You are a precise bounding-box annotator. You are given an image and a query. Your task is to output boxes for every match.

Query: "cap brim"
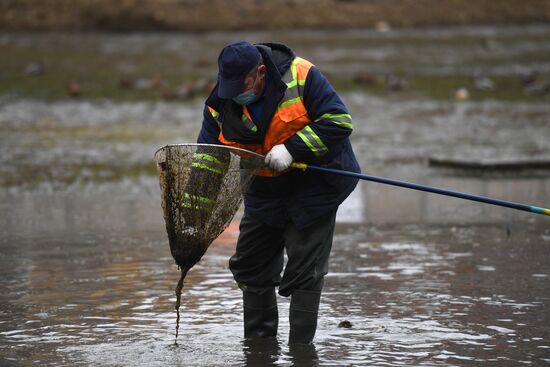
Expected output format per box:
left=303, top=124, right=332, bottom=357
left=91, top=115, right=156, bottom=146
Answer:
left=217, top=77, right=244, bottom=99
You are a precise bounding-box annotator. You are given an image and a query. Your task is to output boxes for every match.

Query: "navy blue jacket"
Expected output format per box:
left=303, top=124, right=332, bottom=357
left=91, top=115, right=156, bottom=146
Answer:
left=197, top=42, right=359, bottom=229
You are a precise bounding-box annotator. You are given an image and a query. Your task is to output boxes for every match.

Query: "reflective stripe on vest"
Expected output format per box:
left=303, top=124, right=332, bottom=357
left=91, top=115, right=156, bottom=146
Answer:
left=212, top=57, right=315, bottom=176
left=191, top=152, right=227, bottom=175
left=241, top=108, right=258, bottom=132
left=181, top=193, right=215, bottom=211
left=208, top=107, right=222, bottom=128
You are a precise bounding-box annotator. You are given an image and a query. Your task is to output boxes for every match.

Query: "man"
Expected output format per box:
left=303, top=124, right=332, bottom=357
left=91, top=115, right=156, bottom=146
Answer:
left=196, top=41, right=359, bottom=344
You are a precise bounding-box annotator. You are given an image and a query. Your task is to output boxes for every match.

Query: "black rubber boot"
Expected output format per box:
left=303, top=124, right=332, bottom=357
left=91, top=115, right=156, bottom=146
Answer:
left=243, top=288, right=278, bottom=338
left=289, top=289, right=321, bottom=345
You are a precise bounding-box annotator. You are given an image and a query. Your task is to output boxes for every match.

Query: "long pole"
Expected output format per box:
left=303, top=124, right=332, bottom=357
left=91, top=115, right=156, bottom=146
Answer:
left=290, top=163, right=550, bottom=216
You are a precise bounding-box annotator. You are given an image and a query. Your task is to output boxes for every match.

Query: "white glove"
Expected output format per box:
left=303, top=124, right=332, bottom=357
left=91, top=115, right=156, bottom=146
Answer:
left=265, top=144, right=293, bottom=172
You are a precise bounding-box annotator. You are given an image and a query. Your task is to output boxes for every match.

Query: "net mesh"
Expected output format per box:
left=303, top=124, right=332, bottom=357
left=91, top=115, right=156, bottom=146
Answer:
left=155, top=143, right=266, bottom=342
left=154, top=143, right=265, bottom=271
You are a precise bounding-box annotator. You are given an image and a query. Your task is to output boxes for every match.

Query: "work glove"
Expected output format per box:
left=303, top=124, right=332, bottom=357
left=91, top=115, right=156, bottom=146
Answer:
left=265, top=144, right=293, bottom=172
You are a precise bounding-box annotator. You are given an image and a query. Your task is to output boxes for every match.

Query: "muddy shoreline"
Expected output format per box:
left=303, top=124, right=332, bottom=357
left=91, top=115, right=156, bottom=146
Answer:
left=2, top=26, right=549, bottom=104
left=2, top=0, right=550, bottom=32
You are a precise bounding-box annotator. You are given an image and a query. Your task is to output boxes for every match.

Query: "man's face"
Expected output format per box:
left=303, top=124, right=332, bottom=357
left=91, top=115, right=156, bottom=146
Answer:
left=242, top=64, right=266, bottom=97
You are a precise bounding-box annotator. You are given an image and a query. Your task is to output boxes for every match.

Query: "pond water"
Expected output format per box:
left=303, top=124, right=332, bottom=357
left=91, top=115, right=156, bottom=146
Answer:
left=1, top=26, right=550, bottom=366
left=1, top=193, right=549, bottom=366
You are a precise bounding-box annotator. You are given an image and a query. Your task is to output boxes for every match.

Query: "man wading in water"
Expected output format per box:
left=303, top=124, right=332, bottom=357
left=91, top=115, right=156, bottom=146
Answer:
left=195, top=41, right=359, bottom=345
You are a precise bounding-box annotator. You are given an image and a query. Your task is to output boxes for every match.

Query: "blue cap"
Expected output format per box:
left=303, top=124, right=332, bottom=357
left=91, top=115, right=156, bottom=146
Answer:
left=217, top=41, right=260, bottom=99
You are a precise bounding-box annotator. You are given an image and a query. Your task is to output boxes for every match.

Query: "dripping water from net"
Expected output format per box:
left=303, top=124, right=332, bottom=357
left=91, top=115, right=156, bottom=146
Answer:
left=174, top=266, right=189, bottom=345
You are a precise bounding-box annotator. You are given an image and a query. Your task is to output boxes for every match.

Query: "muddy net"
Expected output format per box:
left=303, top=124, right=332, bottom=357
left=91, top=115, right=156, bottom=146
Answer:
left=154, top=143, right=265, bottom=342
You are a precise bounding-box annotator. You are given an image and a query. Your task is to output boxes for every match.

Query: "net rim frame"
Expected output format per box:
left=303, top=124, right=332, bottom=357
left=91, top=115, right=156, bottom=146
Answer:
left=154, top=143, right=265, bottom=160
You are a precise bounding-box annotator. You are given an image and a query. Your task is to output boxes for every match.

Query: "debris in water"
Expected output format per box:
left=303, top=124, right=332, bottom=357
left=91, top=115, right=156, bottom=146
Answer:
left=353, top=71, right=378, bottom=86
left=25, top=61, right=45, bottom=76
left=375, top=21, right=391, bottom=33
left=66, top=79, right=81, bottom=97
left=454, top=87, right=469, bottom=101
left=386, top=75, right=406, bottom=92
left=474, top=76, right=495, bottom=91
left=338, top=320, right=352, bottom=328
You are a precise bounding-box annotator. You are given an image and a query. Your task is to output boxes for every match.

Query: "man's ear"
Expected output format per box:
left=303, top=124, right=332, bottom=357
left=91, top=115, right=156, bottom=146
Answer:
left=258, top=64, right=267, bottom=79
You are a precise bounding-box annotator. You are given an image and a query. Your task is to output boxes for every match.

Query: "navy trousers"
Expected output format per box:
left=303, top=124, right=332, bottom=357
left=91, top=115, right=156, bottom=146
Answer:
left=229, top=209, right=337, bottom=297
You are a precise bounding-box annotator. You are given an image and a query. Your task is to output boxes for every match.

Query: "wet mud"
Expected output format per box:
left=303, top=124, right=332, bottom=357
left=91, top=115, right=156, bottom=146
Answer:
left=2, top=0, right=550, bottom=32
left=1, top=26, right=549, bottom=366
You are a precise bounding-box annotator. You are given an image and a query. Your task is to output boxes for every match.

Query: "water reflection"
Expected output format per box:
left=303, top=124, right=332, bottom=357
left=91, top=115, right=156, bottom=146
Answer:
left=242, top=337, right=281, bottom=366
left=1, top=218, right=549, bottom=365
left=1, top=171, right=549, bottom=366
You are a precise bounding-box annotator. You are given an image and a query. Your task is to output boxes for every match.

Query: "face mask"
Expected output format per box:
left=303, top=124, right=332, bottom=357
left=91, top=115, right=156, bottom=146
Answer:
left=232, top=88, right=258, bottom=105
left=232, top=70, right=262, bottom=105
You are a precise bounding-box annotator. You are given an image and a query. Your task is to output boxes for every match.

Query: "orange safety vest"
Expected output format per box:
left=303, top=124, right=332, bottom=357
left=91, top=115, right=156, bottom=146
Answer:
left=207, top=57, right=314, bottom=176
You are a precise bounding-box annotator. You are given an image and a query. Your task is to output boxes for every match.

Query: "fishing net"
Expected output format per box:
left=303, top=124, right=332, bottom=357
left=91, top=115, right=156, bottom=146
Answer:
left=154, top=143, right=265, bottom=342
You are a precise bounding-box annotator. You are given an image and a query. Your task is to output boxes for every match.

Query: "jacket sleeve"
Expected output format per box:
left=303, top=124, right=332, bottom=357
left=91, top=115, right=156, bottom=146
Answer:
left=197, top=104, right=222, bottom=144
left=283, top=66, right=353, bottom=162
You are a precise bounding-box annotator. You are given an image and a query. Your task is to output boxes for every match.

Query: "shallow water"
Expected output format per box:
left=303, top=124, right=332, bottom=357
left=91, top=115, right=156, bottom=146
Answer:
left=1, top=206, right=549, bottom=366
left=1, top=26, right=550, bottom=366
